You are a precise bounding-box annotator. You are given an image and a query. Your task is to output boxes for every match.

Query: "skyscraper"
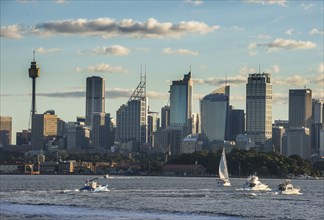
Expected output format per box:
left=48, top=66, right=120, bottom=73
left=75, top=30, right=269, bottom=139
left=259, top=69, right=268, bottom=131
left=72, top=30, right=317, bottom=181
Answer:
left=161, top=106, right=170, bottom=129
left=170, top=71, right=193, bottom=127
left=31, top=111, right=57, bottom=151
left=200, top=86, right=229, bottom=142
left=289, top=89, right=312, bottom=129
left=311, top=99, right=323, bottom=153
left=85, top=76, right=105, bottom=127
left=246, top=73, right=272, bottom=144
left=116, top=75, right=147, bottom=151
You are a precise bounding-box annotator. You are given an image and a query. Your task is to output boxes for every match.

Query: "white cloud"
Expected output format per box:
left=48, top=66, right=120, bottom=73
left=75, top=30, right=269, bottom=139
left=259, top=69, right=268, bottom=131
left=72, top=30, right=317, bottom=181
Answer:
left=230, top=26, right=245, bottom=32
left=0, top=25, right=24, bottom=39
left=300, top=3, right=315, bottom=10
left=272, top=93, right=288, bottom=104
left=245, top=0, right=287, bottom=7
left=254, top=34, right=272, bottom=39
left=265, top=64, right=280, bottom=73
left=79, top=45, right=130, bottom=56
left=55, top=0, right=66, bottom=4
left=31, top=17, right=220, bottom=39
left=309, top=28, right=324, bottom=35
left=184, top=0, right=203, bottom=6
left=285, top=29, right=294, bottom=35
left=35, top=47, right=62, bottom=54
left=76, top=63, right=127, bottom=74
left=273, top=75, right=310, bottom=86
left=33, top=88, right=168, bottom=99
left=239, top=66, right=256, bottom=76
left=251, top=38, right=316, bottom=53
left=162, top=47, right=198, bottom=56
left=314, top=63, right=324, bottom=87
left=248, top=50, right=258, bottom=56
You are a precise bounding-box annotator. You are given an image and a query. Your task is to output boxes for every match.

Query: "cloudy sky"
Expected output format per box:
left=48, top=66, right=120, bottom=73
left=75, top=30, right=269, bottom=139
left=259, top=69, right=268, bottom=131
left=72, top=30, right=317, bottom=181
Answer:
left=1, top=0, right=323, bottom=143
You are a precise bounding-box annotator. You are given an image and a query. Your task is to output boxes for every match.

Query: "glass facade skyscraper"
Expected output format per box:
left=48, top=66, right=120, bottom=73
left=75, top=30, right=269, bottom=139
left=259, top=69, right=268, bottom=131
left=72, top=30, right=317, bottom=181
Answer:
left=246, top=73, right=272, bottom=144
left=200, top=86, right=229, bottom=142
left=85, top=76, right=105, bottom=127
left=289, top=89, right=312, bottom=129
left=170, top=71, right=192, bottom=127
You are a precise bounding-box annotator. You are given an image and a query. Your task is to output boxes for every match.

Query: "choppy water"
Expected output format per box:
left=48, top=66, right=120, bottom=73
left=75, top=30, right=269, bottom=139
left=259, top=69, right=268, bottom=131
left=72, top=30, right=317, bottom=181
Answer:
left=0, top=175, right=323, bottom=219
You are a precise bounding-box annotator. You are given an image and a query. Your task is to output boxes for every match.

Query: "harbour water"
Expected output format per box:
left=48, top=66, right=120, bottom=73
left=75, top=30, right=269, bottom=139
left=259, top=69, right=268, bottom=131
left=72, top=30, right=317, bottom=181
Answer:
left=0, top=175, right=323, bottom=219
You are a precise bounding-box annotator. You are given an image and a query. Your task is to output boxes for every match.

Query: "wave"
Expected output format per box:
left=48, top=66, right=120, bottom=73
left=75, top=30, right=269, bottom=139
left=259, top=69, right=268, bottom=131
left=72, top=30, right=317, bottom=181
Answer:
left=0, top=201, right=240, bottom=220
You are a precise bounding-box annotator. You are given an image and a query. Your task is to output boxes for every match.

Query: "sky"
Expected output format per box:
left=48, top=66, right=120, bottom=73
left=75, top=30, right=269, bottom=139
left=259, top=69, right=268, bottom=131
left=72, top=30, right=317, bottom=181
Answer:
left=1, top=0, right=323, bottom=144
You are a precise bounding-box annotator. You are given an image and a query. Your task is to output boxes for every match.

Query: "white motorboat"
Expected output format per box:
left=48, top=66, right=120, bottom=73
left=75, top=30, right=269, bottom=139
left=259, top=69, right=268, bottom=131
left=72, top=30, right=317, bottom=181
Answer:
left=79, top=175, right=110, bottom=192
left=217, top=147, right=231, bottom=187
left=277, top=180, right=301, bottom=195
left=243, top=175, right=271, bottom=191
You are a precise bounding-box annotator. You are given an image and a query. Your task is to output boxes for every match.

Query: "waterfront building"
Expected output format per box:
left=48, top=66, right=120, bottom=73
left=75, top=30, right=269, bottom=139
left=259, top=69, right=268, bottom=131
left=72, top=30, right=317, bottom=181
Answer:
left=246, top=73, right=272, bottom=145
left=200, top=86, right=230, bottom=142
left=0, top=116, right=12, bottom=146
left=85, top=76, right=105, bottom=127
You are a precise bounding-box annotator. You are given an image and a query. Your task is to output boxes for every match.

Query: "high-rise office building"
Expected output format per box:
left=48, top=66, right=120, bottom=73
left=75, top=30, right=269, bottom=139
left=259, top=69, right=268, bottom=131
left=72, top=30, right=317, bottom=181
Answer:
left=311, top=99, right=324, bottom=153
left=85, top=76, right=105, bottom=127
left=312, top=99, right=324, bottom=123
left=31, top=111, right=58, bottom=151
left=66, top=122, right=90, bottom=150
left=116, top=75, right=147, bottom=151
left=161, top=106, right=170, bottom=129
left=230, top=108, right=245, bottom=141
left=147, top=109, right=159, bottom=147
left=16, top=129, right=31, bottom=146
left=0, top=116, right=12, bottom=146
left=200, top=86, right=230, bottom=142
left=272, top=126, right=285, bottom=154
left=170, top=71, right=193, bottom=127
left=289, top=89, right=312, bottom=129
left=283, top=127, right=311, bottom=159
left=91, top=112, right=106, bottom=148
left=246, top=73, right=272, bottom=144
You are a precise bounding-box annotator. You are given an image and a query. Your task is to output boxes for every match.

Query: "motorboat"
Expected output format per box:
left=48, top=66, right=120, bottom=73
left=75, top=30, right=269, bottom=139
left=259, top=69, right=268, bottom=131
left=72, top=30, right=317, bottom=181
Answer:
left=79, top=175, right=110, bottom=192
left=277, top=180, right=301, bottom=195
left=217, top=147, right=231, bottom=187
left=243, top=175, right=271, bottom=191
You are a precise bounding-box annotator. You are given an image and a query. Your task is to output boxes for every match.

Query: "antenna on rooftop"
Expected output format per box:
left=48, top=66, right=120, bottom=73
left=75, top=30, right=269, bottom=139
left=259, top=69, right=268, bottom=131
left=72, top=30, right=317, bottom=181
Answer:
left=225, top=73, right=228, bottom=86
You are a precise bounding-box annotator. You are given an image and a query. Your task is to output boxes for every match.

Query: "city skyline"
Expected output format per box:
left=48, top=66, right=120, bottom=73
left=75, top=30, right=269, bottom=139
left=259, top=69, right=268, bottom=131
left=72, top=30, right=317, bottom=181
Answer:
left=1, top=0, right=323, bottom=143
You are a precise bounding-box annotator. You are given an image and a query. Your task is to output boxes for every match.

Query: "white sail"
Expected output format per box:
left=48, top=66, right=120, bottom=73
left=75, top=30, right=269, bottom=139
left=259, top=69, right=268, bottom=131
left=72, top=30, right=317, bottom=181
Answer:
left=219, top=147, right=229, bottom=181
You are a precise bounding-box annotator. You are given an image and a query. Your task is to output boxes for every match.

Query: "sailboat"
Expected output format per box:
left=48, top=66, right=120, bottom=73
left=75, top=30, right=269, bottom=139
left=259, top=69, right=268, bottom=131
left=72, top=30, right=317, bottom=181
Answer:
left=217, top=147, right=231, bottom=187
